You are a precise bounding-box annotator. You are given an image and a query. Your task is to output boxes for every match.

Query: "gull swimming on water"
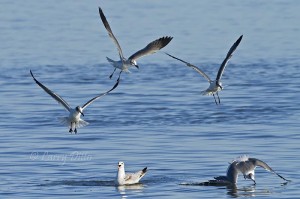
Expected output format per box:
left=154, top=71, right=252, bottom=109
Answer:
left=30, top=70, right=119, bottom=134
left=116, top=161, right=147, bottom=186
left=208, top=155, right=290, bottom=185
left=98, top=6, right=173, bottom=79
left=165, top=35, right=243, bottom=105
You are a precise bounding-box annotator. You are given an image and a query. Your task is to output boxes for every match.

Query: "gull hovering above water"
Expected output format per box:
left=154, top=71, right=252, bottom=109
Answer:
left=165, top=35, right=243, bottom=105
left=98, top=6, right=173, bottom=80
left=208, top=155, right=290, bottom=185
left=116, top=161, right=147, bottom=186
left=30, top=70, right=119, bottom=134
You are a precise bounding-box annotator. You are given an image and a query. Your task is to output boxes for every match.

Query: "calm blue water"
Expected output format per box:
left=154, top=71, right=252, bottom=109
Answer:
left=1, top=0, right=300, bottom=198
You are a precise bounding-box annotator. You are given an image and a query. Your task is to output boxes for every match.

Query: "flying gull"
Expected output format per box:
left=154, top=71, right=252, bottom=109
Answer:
left=165, top=35, right=243, bottom=105
left=30, top=70, right=119, bottom=133
left=98, top=6, right=173, bottom=80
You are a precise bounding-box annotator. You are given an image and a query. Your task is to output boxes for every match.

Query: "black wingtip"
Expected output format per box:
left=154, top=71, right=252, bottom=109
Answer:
left=236, top=35, right=243, bottom=45
left=30, top=70, right=35, bottom=79
left=109, top=78, right=120, bottom=93
left=98, top=6, right=105, bottom=19
left=276, top=172, right=291, bottom=182
left=161, top=36, right=173, bottom=45
left=165, top=52, right=172, bottom=57
left=98, top=6, right=111, bottom=30
left=153, top=36, right=173, bottom=50
left=115, top=78, right=120, bottom=88
left=164, top=52, right=176, bottom=59
left=164, top=36, right=173, bottom=40
left=142, top=167, right=147, bottom=173
left=164, top=52, right=187, bottom=65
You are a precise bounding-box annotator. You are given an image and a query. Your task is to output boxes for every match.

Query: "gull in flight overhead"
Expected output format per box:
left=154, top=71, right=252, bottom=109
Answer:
left=209, top=155, right=290, bottom=185
left=116, top=161, right=147, bottom=186
left=98, top=6, right=173, bottom=80
left=165, top=35, right=243, bottom=105
left=30, top=70, right=119, bottom=134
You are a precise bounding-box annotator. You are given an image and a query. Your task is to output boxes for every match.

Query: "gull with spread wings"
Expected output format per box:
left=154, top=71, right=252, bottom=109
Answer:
left=206, top=155, right=290, bottom=185
left=30, top=70, right=119, bottom=133
left=98, top=6, right=173, bottom=80
left=166, top=35, right=243, bottom=105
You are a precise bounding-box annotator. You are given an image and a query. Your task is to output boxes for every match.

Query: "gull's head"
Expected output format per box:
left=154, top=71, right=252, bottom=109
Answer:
left=130, top=60, right=139, bottom=69
left=118, top=161, right=124, bottom=169
left=216, top=81, right=223, bottom=90
left=76, top=106, right=84, bottom=117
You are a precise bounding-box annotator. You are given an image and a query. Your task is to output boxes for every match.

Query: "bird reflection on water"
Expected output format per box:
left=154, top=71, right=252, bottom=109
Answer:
left=180, top=180, right=289, bottom=197
left=116, top=183, right=145, bottom=199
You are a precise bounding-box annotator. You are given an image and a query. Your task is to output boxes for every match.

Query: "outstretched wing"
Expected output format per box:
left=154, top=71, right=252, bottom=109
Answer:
left=128, top=36, right=173, bottom=62
left=165, top=52, right=211, bottom=82
left=125, top=167, right=147, bottom=183
left=30, top=70, right=71, bottom=112
left=216, top=35, right=243, bottom=82
left=250, top=158, right=290, bottom=182
left=250, top=158, right=273, bottom=172
left=81, top=78, right=119, bottom=110
left=98, top=7, right=124, bottom=60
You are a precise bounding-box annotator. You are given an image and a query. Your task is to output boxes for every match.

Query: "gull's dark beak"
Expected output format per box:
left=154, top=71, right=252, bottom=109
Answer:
left=76, top=107, right=84, bottom=117
left=217, top=82, right=223, bottom=90
left=80, top=111, right=84, bottom=117
left=130, top=60, right=139, bottom=69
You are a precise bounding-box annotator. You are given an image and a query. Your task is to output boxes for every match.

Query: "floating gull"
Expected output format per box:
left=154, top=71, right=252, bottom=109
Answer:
left=98, top=6, right=173, bottom=79
left=30, top=70, right=119, bottom=133
left=207, top=155, right=290, bottom=185
left=116, top=161, right=147, bottom=186
left=165, top=35, right=243, bottom=105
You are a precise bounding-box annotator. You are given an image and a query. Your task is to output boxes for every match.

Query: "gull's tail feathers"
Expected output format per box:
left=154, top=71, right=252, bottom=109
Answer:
left=201, top=90, right=215, bottom=96
left=58, top=117, right=89, bottom=128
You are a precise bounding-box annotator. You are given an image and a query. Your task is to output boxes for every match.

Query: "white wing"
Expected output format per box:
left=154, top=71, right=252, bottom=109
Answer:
left=30, top=70, right=71, bottom=112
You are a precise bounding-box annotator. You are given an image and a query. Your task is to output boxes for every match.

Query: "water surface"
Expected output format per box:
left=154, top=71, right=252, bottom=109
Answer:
left=1, top=0, right=300, bottom=198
